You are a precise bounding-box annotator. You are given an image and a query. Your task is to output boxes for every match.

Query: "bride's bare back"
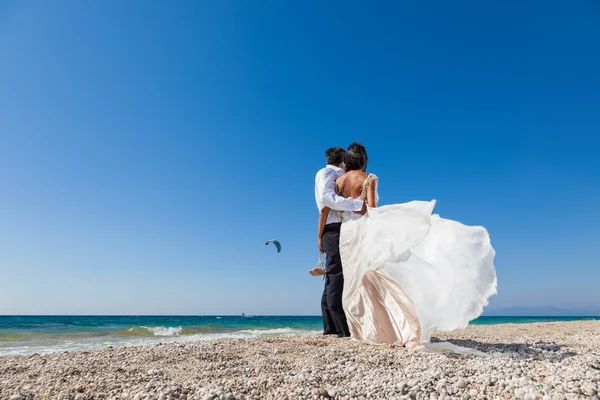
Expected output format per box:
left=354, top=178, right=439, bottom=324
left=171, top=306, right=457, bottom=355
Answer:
left=336, top=170, right=378, bottom=208
left=336, top=170, right=368, bottom=199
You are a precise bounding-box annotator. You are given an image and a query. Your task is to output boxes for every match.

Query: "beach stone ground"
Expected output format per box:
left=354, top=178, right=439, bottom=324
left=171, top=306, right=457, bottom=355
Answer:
left=1, top=321, right=599, bottom=400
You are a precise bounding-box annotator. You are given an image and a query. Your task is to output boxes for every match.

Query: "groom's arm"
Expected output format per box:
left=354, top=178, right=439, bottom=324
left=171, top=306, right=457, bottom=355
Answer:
left=321, top=184, right=364, bottom=211
left=319, top=170, right=364, bottom=212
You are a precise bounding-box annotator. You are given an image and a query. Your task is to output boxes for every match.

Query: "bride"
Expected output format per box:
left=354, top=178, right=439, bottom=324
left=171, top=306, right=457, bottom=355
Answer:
left=317, top=143, right=497, bottom=353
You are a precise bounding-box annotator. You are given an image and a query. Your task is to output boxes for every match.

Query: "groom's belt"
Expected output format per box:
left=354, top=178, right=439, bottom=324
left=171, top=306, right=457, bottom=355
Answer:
left=324, top=223, right=342, bottom=233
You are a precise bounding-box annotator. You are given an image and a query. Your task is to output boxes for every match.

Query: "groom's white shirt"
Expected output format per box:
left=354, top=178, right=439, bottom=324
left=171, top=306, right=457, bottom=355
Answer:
left=315, top=165, right=364, bottom=225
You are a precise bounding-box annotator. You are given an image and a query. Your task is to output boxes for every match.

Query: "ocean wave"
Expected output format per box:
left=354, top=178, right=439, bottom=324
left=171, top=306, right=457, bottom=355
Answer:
left=130, top=326, right=183, bottom=336
left=0, top=327, right=320, bottom=356
left=122, top=326, right=311, bottom=338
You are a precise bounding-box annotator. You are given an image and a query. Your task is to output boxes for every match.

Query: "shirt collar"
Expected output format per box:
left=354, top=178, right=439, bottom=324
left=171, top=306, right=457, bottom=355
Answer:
left=326, top=164, right=344, bottom=173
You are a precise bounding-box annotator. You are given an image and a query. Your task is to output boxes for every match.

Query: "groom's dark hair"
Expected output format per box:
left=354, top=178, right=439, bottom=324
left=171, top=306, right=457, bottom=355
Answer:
left=326, top=147, right=346, bottom=166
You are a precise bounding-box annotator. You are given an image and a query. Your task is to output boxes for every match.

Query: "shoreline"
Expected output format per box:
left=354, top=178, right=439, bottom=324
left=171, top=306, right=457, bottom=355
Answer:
left=1, top=321, right=599, bottom=399
left=1, top=316, right=598, bottom=358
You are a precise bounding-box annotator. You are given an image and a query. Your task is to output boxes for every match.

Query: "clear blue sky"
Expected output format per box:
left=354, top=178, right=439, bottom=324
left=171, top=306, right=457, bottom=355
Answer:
left=1, top=1, right=598, bottom=315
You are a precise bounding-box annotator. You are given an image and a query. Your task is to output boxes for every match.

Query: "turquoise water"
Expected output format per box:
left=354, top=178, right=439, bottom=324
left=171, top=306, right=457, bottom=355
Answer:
left=0, top=315, right=596, bottom=356
left=471, top=316, right=597, bottom=325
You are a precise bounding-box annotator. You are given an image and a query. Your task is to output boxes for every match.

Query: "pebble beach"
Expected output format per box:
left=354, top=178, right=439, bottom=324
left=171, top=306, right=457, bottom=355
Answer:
left=1, top=321, right=599, bottom=400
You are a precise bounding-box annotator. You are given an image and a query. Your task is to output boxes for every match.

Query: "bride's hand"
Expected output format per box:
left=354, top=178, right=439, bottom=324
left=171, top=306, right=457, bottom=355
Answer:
left=356, top=202, right=368, bottom=215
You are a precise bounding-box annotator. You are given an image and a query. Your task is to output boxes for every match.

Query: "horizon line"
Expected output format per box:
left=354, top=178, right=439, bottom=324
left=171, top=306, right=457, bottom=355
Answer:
left=1, top=314, right=598, bottom=318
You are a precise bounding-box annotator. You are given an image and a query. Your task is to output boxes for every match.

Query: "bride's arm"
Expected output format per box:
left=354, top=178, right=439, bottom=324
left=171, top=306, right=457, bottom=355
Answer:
left=317, top=207, right=331, bottom=252
left=367, top=179, right=378, bottom=208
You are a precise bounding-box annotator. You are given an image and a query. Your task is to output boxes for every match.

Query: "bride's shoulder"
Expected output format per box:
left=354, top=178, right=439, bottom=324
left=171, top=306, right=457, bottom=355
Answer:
left=365, top=172, right=379, bottom=183
left=360, top=173, right=379, bottom=190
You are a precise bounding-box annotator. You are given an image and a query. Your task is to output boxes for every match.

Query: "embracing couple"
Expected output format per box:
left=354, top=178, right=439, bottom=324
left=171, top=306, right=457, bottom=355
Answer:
left=314, top=143, right=497, bottom=353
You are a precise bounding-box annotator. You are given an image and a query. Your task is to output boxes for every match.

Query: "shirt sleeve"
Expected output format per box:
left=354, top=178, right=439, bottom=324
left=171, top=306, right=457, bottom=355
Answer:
left=319, top=169, right=364, bottom=211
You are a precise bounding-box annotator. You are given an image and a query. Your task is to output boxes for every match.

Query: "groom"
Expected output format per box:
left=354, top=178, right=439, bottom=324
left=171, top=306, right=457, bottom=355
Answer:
left=314, top=147, right=364, bottom=337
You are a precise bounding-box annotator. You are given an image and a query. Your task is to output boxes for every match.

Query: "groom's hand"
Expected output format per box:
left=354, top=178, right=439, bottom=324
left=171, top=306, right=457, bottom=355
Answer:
left=318, top=238, right=324, bottom=253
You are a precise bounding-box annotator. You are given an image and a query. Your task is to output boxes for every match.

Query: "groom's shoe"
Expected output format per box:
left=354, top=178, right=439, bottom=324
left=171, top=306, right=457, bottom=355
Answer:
left=336, top=333, right=351, bottom=338
left=323, top=332, right=338, bottom=336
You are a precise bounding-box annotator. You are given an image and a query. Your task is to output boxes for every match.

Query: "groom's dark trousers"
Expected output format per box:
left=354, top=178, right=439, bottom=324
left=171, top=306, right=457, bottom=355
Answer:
left=321, top=223, right=350, bottom=337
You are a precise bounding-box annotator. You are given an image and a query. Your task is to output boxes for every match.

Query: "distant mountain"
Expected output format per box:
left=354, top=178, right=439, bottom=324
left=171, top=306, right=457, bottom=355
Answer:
left=483, top=306, right=600, bottom=317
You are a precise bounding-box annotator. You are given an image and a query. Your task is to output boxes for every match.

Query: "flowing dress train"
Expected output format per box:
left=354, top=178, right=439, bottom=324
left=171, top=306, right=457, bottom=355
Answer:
left=339, top=174, right=497, bottom=354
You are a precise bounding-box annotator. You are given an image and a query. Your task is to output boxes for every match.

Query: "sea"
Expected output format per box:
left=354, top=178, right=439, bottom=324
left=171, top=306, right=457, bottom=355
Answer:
left=0, top=315, right=597, bottom=357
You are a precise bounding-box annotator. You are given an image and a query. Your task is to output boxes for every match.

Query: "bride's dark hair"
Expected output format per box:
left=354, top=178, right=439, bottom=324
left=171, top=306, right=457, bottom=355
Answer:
left=344, top=142, right=368, bottom=172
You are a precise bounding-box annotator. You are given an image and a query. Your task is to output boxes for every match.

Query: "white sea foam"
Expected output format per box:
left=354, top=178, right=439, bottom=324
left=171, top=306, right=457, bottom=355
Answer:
left=179, top=327, right=302, bottom=342
left=0, top=327, right=319, bottom=356
left=140, top=326, right=183, bottom=336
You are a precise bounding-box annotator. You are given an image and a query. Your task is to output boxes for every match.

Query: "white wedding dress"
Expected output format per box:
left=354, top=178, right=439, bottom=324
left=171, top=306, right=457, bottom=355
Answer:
left=339, top=174, right=497, bottom=354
